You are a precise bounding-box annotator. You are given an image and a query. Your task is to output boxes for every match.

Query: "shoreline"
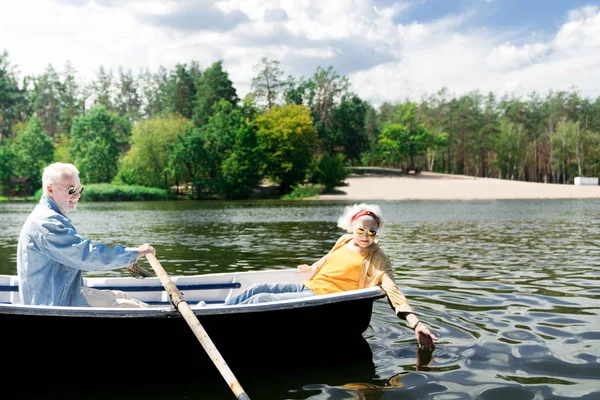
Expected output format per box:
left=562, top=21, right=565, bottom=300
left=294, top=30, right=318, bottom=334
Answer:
left=317, top=172, right=600, bottom=201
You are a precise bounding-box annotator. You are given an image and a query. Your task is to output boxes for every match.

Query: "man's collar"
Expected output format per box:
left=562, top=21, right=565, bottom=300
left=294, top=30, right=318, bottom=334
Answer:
left=41, top=195, right=70, bottom=220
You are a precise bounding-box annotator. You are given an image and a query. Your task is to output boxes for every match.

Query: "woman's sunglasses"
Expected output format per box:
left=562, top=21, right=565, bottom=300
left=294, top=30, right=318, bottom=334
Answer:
left=355, top=228, right=377, bottom=237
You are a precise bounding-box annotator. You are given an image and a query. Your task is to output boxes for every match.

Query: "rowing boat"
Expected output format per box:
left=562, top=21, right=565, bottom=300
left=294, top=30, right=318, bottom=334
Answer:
left=0, top=268, right=385, bottom=383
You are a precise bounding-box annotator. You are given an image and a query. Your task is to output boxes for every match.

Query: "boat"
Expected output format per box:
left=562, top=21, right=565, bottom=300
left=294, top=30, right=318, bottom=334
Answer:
left=0, top=267, right=386, bottom=387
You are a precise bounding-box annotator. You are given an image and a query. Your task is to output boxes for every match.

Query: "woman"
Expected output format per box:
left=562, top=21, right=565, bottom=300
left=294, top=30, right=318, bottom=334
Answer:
left=225, top=203, right=438, bottom=349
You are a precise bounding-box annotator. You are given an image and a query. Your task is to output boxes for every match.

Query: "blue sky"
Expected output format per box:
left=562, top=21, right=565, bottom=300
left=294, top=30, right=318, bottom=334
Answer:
left=1, top=0, right=599, bottom=106
left=385, top=0, right=592, bottom=33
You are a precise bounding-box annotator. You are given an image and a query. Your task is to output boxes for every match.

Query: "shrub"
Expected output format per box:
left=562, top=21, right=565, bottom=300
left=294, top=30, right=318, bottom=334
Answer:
left=281, top=184, right=323, bottom=200
left=312, top=153, right=348, bottom=191
left=79, top=184, right=174, bottom=201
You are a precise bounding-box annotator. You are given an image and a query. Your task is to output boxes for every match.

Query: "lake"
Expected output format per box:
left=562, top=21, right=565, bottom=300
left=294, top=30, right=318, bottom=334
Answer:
left=1, top=199, right=599, bottom=399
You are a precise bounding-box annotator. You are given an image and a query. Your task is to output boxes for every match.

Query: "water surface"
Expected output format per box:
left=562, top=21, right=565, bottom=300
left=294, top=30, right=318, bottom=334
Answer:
left=1, top=199, right=599, bottom=399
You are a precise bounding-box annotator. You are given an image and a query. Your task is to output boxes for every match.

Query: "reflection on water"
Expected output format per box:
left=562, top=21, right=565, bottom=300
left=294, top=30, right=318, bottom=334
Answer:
left=1, top=199, right=599, bottom=399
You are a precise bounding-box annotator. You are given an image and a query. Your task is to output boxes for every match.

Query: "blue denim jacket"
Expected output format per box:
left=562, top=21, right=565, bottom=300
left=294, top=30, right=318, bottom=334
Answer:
left=17, top=196, right=138, bottom=307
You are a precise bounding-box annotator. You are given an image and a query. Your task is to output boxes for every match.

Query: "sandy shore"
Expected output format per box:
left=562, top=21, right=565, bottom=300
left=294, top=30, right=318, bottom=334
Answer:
left=317, top=172, right=600, bottom=201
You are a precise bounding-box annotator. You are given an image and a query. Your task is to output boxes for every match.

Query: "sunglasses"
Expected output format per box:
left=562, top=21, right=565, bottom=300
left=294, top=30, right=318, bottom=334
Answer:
left=54, top=184, right=84, bottom=196
left=355, top=228, right=377, bottom=237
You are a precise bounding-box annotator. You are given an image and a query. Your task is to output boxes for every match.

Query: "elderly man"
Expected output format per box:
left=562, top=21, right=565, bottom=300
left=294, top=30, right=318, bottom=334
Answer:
left=17, top=162, right=156, bottom=307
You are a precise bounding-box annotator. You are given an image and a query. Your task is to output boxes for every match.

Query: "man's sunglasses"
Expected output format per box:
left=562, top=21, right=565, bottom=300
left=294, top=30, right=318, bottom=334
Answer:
left=54, top=184, right=84, bottom=196
left=355, top=228, right=377, bottom=237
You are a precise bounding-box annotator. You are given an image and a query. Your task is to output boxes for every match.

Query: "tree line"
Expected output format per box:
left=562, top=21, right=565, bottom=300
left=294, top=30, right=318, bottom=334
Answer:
left=1, top=50, right=599, bottom=200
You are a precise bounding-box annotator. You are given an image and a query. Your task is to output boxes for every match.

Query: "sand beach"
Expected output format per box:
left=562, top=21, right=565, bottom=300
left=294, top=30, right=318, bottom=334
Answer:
left=317, top=172, right=600, bottom=201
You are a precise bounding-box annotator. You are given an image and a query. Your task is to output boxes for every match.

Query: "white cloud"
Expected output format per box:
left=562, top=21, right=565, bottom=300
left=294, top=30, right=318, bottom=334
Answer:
left=1, top=1, right=599, bottom=107
left=351, top=5, right=600, bottom=106
left=1, top=1, right=160, bottom=80
left=555, top=5, right=600, bottom=50
left=485, top=42, right=550, bottom=71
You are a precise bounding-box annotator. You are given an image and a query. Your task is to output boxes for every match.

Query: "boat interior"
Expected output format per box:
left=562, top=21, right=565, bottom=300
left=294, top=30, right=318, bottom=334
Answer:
left=0, top=268, right=311, bottom=308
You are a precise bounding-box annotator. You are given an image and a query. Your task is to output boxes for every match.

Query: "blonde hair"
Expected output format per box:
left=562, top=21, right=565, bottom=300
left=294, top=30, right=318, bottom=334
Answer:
left=42, top=162, right=79, bottom=196
left=337, top=203, right=384, bottom=233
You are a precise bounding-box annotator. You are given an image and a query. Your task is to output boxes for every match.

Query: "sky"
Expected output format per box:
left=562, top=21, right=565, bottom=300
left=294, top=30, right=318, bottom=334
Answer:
left=1, top=0, right=599, bottom=107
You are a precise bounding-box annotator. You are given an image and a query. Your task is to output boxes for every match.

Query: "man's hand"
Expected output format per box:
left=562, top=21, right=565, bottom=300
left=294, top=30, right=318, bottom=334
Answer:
left=137, top=243, right=156, bottom=257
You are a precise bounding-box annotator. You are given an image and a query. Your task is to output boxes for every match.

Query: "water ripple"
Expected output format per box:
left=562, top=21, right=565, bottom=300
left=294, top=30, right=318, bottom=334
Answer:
left=2, top=199, right=600, bottom=400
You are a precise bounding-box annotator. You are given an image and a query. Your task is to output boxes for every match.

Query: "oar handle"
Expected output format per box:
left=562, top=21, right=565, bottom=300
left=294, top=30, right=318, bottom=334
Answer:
left=145, top=253, right=251, bottom=400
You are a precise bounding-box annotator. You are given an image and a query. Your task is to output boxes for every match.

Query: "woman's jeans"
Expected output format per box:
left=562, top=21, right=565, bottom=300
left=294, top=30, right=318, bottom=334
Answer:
left=224, top=282, right=315, bottom=305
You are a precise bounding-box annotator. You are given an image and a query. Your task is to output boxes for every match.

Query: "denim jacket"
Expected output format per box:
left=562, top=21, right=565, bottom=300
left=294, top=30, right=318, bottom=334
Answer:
left=17, top=196, right=138, bottom=307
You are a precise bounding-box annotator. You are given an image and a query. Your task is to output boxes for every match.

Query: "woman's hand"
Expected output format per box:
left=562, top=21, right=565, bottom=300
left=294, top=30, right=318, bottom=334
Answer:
left=296, top=264, right=312, bottom=273
left=414, top=322, right=438, bottom=350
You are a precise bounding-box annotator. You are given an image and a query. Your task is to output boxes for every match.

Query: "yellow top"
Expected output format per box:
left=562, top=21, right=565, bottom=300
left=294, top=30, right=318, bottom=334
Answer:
left=303, top=234, right=414, bottom=316
left=303, top=246, right=365, bottom=295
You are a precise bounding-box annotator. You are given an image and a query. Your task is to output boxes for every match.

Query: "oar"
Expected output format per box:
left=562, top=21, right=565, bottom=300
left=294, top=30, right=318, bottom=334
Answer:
left=145, top=253, right=251, bottom=400
left=125, top=262, right=153, bottom=278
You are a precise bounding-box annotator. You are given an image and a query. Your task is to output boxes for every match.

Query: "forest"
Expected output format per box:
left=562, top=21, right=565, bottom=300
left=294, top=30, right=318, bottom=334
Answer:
left=1, top=50, right=599, bottom=200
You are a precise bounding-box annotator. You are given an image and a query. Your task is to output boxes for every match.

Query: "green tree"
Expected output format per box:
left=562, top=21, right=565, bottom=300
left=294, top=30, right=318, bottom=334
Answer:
left=330, top=93, right=369, bottom=163
left=251, top=58, right=284, bottom=110
left=193, top=60, right=239, bottom=126
left=120, top=113, right=193, bottom=189
left=60, top=61, right=82, bottom=136
left=31, top=64, right=62, bottom=138
left=255, top=104, right=317, bottom=194
left=115, top=67, right=142, bottom=122
left=493, top=118, right=528, bottom=180
left=283, top=75, right=309, bottom=106
left=379, top=103, right=435, bottom=171
left=91, top=66, right=114, bottom=110
left=379, top=123, right=406, bottom=168
left=306, top=66, right=350, bottom=155
left=360, top=104, right=383, bottom=166
left=168, top=125, right=206, bottom=197
left=69, top=105, right=126, bottom=183
left=522, top=91, right=545, bottom=181
left=418, top=89, right=452, bottom=172
left=175, top=100, right=260, bottom=199
left=195, top=100, right=240, bottom=192
left=215, top=102, right=261, bottom=199
left=0, top=141, right=17, bottom=195
left=311, top=152, right=347, bottom=191
left=166, top=62, right=200, bottom=119
left=139, top=67, right=169, bottom=118
left=13, top=117, right=54, bottom=190
left=550, top=117, right=595, bottom=181
left=53, top=134, right=73, bottom=164
left=0, top=50, right=26, bottom=140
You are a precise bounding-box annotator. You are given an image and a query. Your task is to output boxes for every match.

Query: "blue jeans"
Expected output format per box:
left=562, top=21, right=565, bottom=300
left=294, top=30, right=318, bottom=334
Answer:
left=225, top=282, right=315, bottom=305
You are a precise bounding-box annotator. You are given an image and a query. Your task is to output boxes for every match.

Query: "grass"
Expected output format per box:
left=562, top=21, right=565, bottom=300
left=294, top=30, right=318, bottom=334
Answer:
left=281, top=184, right=324, bottom=200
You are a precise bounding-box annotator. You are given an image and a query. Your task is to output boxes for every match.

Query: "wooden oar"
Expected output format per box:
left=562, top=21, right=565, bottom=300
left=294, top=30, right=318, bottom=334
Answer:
left=145, top=253, right=251, bottom=400
left=125, top=262, right=153, bottom=278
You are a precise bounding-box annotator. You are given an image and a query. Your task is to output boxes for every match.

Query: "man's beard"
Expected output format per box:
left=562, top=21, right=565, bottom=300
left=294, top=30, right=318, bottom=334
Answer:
left=59, top=199, right=77, bottom=213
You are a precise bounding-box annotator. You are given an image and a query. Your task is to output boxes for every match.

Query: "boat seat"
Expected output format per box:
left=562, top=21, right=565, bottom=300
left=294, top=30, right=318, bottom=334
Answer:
left=223, top=275, right=239, bottom=304
left=85, top=277, right=242, bottom=306
left=0, top=277, right=20, bottom=305
left=0, top=277, right=242, bottom=307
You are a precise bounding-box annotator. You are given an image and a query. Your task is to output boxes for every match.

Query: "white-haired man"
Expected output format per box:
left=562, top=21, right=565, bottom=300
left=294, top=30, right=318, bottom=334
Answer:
left=17, top=162, right=155, bottom=307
